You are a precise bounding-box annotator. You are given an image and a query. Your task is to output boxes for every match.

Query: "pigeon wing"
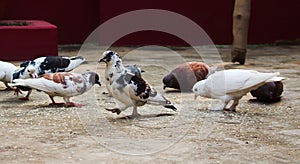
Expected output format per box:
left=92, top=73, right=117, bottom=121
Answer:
left=12, top=73, right=78, bottom=95
left=61, top=56, right=86, bottom=72
left=205, top=70, right=279, bottom=96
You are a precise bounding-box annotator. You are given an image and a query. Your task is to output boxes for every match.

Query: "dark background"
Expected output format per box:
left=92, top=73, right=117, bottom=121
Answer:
left=1, top=0, right=300, bottom=45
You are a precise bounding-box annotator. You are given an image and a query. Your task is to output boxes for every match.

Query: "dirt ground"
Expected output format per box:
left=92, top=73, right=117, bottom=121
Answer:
left=0, top=45, right=299, bottom=163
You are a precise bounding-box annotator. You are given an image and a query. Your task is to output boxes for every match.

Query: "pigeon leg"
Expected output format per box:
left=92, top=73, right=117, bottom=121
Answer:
left=130, top=106, right=141, bottom=118
left=228, top=99, right=239, bottom=111
left=49, top=96, right=56, bottom=104
left=13, top=87, right=22, bottom=96
left=19, top=90, right=32, bottom=101
left=25, top=89, right=32, bottom=99
left=48, top=96, right=64, bottom=106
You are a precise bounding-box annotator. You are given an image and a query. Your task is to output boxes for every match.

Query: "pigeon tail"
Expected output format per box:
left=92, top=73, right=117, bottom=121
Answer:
left=147, top=89, right=177, bottom=111
left=63, top=56, right=86, bottom=72
left=266, top=76, right=285, bottom=83
left=8, top=79, right=27, bottom=87
left=164, top=104, right=177, bottom=111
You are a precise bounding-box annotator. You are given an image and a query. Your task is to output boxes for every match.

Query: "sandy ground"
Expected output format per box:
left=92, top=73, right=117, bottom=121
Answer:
left=0, top=45, right=299, bottom=163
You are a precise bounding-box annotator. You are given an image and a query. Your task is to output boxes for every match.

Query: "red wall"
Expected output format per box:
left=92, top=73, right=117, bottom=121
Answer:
left=1, top=0, right=99, bottom=44
left=0, top=20, right=58, bottom=61
left=249, top=0, right=300, bottom=44
left=1, top=0, right=300, bottom=45
left=99, top=0, right=234, bottom=46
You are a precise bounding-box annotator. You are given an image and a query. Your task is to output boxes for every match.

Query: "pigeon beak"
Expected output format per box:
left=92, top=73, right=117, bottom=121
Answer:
left=163, top=85, right=167, bottom=90
left=30, top=73, right=37, bottom=78
left=97, top=81, right=101, bottom=86
left=98, top=58, right=105, bottom=63
left=194, top=95, right=198, bottom=100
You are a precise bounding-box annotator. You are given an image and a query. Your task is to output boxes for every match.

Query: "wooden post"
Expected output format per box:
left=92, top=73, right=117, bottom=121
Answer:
left=231, top=0, right=251, bottom=65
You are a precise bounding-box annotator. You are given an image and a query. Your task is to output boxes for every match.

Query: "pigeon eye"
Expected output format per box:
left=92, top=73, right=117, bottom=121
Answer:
left=194, top=88, right=198, bottom=92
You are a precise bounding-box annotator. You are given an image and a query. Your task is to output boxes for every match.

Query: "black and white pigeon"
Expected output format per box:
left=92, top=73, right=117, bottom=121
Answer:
left=0, top=61, right=18, bottom=89
left=20, top=56, right=86, bottom=76
left=10, top=65, right=37, bottom=100
left=192, top=69, right=285, bottom=111
left=98, top=50, right=177, bottom=118
left=9, top=72, right=101, bottom=107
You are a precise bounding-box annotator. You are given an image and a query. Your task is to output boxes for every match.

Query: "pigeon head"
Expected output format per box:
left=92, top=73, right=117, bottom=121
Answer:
left=192, top=80, right=206, bottom=100
left=98, top=50, right=121, bottom=65
left=23, top=64, right=37, bottom=79
left=84, top=72, right=101, bottom=86
left=94, top=73, right=101, bottom=86
left=163, top=73, right=179, bottom=90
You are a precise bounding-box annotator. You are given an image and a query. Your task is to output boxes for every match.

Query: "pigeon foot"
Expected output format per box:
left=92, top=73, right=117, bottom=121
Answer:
left=105, top=108, right=122, bottom=115
left=130, top=113, right=141, bottom=119
left=67, top=102, right=84, bottom=107
left=224, top=108, right=236, bottom=112
left=49, top=102, right=65, bottom=106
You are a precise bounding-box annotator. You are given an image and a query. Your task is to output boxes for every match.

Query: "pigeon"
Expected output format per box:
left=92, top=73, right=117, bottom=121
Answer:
left=9, top=72, right=101, bottom=107
left=192, top=69, right=285, bottom=111
left=0, top=61, right=18, bottom=89
left=98, top=50, right=177, bottom=118
left=8, top=63, right=38, bottom=100
left=0, top=60, right=36, bottom=100
left=104, top=64, right=143, bottom=96
left=250, top=81, right=284, bottom=102
left=20, top=56, right=86, bottom=76
left=163, top=62, right=216, bottom=92
left=12, top=55, right=85, bottom=100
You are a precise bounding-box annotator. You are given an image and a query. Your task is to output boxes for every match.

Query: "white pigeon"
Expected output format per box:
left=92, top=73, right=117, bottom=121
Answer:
left=20, top=56, right=86, bottom=76
left=192, top=69, right=285, bottom=111
left=0, top=61, right=18, bottom=89
left=98, top=50, right=177, bottom=118
left=9, top=72, right=101, bottom=107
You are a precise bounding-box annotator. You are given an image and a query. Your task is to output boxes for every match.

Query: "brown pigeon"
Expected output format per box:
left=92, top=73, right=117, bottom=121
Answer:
left=163, top=62, right=215, bottom=92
